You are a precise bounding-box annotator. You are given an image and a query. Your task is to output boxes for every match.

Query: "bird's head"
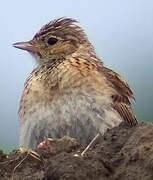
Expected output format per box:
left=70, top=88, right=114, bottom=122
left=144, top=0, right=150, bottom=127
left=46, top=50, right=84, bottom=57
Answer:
left=13, top=18, right=95, bottom=64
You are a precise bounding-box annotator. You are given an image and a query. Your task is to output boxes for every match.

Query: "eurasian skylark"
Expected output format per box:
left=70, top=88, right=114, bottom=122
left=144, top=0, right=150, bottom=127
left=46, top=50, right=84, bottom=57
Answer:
left=13, top=18, right=138, bottom=149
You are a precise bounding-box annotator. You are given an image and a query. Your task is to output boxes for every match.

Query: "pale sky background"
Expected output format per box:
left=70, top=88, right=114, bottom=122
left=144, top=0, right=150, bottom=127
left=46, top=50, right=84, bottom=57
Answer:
left=0, top=0, right=153, bottom=151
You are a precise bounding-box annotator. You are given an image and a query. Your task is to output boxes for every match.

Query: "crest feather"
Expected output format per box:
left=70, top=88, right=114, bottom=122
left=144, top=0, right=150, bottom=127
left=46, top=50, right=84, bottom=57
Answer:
left=34, top=18, right=78, bottom=38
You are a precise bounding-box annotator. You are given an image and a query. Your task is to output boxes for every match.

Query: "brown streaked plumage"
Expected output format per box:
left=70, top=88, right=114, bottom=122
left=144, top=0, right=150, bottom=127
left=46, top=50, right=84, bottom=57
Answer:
left=13, top=18, right=138, bottom=149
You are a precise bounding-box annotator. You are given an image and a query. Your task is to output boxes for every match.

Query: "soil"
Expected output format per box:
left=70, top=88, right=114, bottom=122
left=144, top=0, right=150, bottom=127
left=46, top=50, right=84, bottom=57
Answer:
left=0, top=122, right=153, bottom=180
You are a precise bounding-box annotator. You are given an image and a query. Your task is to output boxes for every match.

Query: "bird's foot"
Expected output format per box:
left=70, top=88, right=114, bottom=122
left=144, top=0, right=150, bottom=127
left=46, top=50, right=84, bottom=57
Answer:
left=37, top=138, right=54, bottom=151
left=18, top=147, right=41, bottom=161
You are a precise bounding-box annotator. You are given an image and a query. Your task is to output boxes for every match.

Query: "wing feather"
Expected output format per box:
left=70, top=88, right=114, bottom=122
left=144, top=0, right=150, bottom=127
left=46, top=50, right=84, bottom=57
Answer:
left=99, top=66, right=138, bottom=126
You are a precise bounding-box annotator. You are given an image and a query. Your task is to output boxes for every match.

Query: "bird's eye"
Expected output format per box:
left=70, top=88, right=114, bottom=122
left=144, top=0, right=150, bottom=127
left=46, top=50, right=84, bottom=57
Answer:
left=47, top=37, right=58, bottom=45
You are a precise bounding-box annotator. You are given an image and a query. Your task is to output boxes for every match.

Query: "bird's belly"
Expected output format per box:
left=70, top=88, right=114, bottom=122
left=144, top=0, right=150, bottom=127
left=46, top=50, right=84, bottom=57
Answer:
left=19, top=93, right=122, bottom=149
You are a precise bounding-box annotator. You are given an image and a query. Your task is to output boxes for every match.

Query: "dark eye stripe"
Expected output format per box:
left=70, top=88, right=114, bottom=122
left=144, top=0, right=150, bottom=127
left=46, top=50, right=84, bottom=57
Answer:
left=47, top=37, right=58, bottom=45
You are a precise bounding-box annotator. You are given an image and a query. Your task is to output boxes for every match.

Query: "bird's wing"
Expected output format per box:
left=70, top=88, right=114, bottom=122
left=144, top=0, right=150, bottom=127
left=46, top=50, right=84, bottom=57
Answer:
left=113, top=102, right=137, bottom=126
left=101, top=66, right=138, bottom=126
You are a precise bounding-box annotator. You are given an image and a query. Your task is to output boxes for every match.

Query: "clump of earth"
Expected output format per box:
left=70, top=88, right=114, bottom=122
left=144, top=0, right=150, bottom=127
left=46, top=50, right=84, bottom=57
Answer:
left=0, top=122, right=153, bottom=180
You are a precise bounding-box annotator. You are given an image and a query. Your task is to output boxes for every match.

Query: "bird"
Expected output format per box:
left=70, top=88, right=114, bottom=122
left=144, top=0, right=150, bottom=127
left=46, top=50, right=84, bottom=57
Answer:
left=13, top=18, right=138, bottom=149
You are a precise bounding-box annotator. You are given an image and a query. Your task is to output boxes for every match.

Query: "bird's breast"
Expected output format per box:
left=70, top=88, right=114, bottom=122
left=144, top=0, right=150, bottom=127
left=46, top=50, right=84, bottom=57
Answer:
left=19, top=61, right=123, bottom=148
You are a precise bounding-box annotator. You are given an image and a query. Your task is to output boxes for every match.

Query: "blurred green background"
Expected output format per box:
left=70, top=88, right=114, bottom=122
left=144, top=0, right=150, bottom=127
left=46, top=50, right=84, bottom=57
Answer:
left=0, top=0, right=153, bottom=151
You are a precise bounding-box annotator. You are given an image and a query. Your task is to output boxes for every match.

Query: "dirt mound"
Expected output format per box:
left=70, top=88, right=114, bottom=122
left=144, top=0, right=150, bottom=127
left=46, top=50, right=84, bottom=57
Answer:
left=0, top=122, right=153, bottom=180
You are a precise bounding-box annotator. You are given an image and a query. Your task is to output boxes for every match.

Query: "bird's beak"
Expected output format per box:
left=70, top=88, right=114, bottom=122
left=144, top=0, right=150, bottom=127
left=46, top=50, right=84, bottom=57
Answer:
left=13, top=41, right=40, bottom=53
